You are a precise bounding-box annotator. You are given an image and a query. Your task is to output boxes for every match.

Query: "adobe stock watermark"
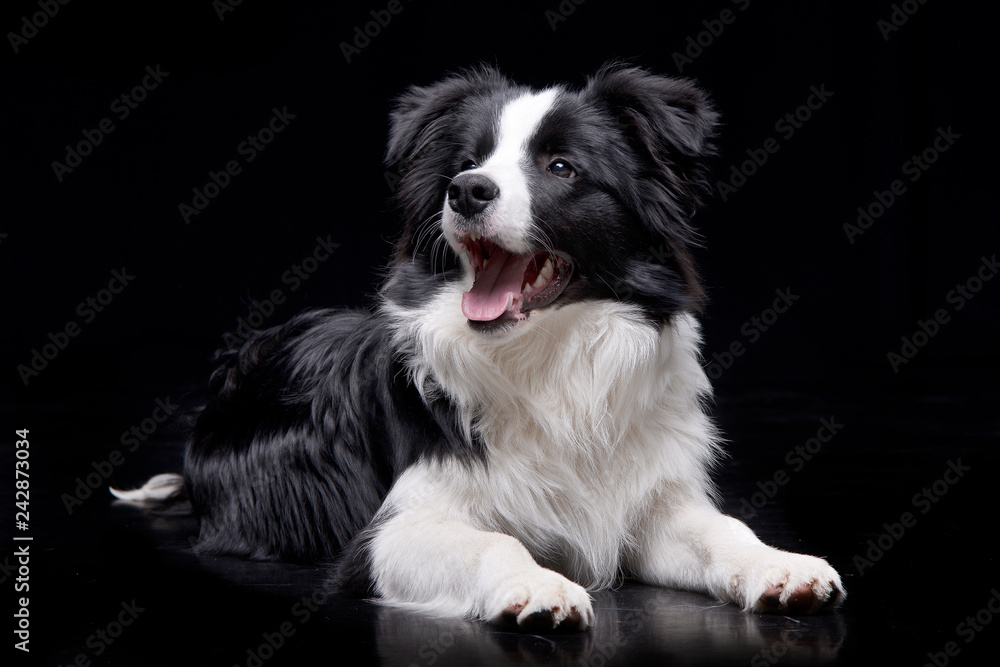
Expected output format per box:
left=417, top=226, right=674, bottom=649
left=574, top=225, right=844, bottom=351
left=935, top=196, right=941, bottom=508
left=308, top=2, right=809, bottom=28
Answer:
left=16, top=267, right=136, bottom=386
left=178, top=106, right=296, bottom=224
left=852, top=458, right=970, bottom=576
left=748, top=620, right=844, bottom=667
left=887, top=253, right=997, bottom=373
left=408, top=628, right=457, bottom=667
left=877, top=0, right=928, bottom=41
left=843, top=126, right=960, bottom=244
left=222, top=234, right=340, bottom=347
left=63, top=396, right=180, bottom=514
left=606, top=242, right=675, bottom=300
left=55, top=600, right=145, bottom=667
left=51, top=65, right=170, bottom=183
left=705, top=287, right=800, bottom=379
left=751, top=634, right=794, bottom=667
left=214, top=0, right=244, bottom=21
left=7, top=0, right=71, bottom=54
left=232, top=582, right=334, bottom=667
left=738, top=416, right=843, bottom=520
left=714, top=84, right=833, bottom=202
left=12, top=543, right=30, bottom=652
left=339, top=0, right=415, bottom=64
left=544, top=0, right=587, bottom=31
left=671, top=0, right=752, bottom=73
left=384, top=167, right=403, bottom=193
left=0, top=553, right=22, bottom=586
left=922, top=587, right=1000, bottom=667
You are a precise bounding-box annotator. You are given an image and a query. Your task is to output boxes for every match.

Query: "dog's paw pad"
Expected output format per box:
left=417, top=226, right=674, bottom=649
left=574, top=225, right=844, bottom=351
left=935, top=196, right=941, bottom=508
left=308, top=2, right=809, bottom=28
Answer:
left=500, top=601, right=525, bottom=625
left=760, top=584, right=783, bottom=610
left=760, top=581, right=822, bottom=613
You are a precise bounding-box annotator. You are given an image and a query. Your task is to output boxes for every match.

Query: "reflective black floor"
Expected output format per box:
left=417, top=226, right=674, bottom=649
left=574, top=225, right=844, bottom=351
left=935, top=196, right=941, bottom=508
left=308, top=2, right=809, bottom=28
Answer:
left=4, top=371, right=998, bottom=666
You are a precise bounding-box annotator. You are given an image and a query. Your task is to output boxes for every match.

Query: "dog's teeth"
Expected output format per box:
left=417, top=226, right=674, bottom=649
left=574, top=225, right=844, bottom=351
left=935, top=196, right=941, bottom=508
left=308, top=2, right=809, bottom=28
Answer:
left=469, top=231, right=481, bottom=242
left=523, top=282, right=534, bottom=295
left=532, top=273, right=547, bottom=289
left=540, top=258, right=554, bottom=280
left=505, top=293, right=514, bottom=311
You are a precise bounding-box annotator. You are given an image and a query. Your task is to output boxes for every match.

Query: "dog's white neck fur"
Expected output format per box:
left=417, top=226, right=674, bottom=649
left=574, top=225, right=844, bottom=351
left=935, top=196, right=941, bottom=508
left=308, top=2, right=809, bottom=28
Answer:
left=383, top=284, right=720, bottom=588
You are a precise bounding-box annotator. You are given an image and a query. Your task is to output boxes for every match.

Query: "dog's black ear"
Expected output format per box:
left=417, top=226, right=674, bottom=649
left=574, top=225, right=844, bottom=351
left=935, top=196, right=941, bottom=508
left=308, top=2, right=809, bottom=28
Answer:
left=585, top=63, right=718, bottom=210
left=385, top=66, right=512, bottom=171
left=586, top=64, right=718, bottom=316
left=385, top=66, right=514, bottom=251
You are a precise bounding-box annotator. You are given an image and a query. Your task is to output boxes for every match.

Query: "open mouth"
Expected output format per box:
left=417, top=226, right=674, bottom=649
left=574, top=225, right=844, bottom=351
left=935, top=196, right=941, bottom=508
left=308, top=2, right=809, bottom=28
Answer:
left=459, top=232, right=574, bottom=329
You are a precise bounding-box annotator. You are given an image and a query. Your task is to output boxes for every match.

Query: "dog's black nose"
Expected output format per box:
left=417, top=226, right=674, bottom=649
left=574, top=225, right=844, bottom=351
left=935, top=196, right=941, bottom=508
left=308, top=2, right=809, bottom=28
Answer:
left=448, top=173, right=499, bottom=218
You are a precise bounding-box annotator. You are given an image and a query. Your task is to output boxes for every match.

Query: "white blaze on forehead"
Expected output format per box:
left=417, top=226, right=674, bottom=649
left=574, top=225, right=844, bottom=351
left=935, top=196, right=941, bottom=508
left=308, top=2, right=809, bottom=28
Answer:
left=474, top=87, right=560, bottom=253
left=491, top=87, right=560, bottom=165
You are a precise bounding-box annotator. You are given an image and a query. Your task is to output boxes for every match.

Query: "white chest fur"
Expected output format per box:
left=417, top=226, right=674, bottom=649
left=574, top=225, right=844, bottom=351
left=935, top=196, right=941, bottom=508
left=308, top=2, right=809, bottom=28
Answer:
left=383, top=288, right=720, bottom=587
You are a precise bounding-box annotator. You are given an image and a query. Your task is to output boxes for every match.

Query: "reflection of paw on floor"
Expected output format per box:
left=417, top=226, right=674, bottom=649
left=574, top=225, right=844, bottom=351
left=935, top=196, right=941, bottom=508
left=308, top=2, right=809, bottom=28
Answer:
left=373, top=586, right=847, bottom=666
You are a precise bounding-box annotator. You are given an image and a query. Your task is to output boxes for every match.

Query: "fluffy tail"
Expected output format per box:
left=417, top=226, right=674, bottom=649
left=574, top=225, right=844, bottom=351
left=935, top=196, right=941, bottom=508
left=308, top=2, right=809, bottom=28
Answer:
left=110, top=473, right=187, bottom=504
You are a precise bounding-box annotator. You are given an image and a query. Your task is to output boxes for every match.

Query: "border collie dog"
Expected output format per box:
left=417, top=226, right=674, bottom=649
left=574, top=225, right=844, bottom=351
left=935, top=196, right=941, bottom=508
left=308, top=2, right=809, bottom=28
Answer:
left=116, top=64, right=844, bottom=631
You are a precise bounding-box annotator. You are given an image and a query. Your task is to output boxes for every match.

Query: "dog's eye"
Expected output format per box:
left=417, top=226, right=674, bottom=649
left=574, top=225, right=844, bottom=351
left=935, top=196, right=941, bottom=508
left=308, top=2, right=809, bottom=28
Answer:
left=548, top=159, right=576, bottom=178
left=460, top=160, right=478, bottom=172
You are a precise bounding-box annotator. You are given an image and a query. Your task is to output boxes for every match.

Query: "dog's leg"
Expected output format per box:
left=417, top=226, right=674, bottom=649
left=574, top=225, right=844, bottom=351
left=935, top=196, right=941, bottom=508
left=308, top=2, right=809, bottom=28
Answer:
left=360, top=465, right=594, bottom=631
left=629, top=488, right=845, bottom=613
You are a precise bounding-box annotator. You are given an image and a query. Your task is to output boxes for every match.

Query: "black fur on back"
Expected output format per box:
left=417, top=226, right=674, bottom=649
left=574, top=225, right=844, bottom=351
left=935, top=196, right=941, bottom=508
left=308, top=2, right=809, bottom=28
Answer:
left=184, top=309, right=482, bottom=563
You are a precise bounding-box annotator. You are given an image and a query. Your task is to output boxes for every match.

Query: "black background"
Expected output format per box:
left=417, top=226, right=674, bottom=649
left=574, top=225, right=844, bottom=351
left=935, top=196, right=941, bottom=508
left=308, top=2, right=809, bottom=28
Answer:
left=2, top=1, right=998, bottom=666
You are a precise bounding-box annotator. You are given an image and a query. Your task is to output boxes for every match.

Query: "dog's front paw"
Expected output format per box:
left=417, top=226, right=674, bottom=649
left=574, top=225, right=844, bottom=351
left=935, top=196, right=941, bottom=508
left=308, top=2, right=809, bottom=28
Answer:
left=488, top=568, right=594, bottom=632
left=725, top=549, right=845, bottom=614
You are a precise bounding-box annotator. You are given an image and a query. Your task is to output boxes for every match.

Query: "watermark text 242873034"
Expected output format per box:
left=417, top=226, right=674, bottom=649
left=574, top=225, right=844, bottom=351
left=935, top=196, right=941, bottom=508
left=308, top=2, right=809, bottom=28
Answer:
left=14, top=428, right=32, bottom=653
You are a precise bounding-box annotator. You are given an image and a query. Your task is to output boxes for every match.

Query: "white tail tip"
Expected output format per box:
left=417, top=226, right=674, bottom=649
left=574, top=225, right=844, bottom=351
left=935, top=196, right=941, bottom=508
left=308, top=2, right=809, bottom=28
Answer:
left=110, top=473, right=185, bottom=503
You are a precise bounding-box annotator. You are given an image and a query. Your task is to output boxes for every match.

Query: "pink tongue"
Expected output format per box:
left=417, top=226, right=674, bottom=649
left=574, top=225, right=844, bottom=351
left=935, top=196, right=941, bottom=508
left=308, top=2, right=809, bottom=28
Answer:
left=462, top=249, right=532, bottom=321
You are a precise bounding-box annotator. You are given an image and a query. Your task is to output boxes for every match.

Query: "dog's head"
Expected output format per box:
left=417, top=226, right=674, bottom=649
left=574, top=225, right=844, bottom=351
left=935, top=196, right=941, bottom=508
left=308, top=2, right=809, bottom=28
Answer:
left=384, top=63, right=718, bottom=336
